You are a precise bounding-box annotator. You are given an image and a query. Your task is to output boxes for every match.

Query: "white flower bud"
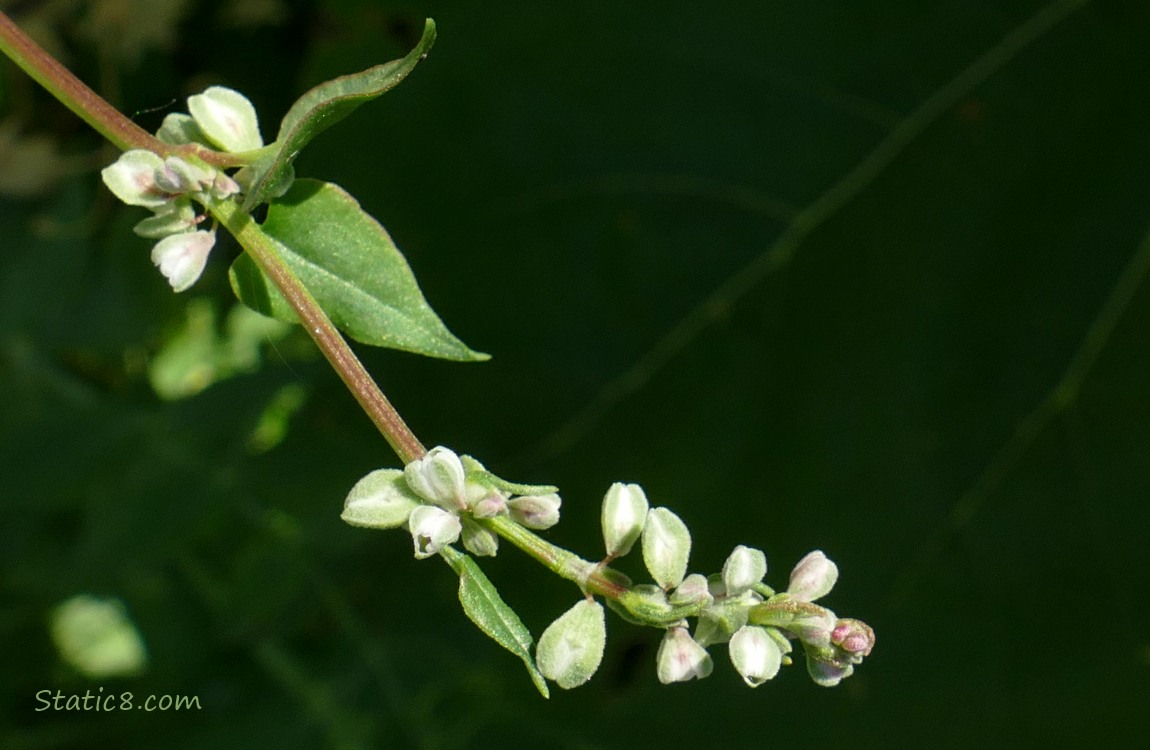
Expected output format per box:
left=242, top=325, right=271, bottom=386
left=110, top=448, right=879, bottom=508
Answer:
left=641, top=507, right=691, bottom=589
left=460, top=517, right=499, bottom=557
left=508, top=493, right=561, bottom=529
left=210, top=171, right=242, bottom=200
left=729, top=625, right=783, bottom=687
left=655, top=626, right=712, bottom=684
left=600, top=482, right=648, bottom=557
left=408, top=505, right=461, bottom=559
left=787, top=550, right=839, bottom=602
left=101, top=149, right=167, bottom=207
left=151, top=230, right=215, bottom=292
left=722, top=545, right=767, bottom=596
left=535, top=599, right=606, bottom=689
left=340, top=468, right=420, bottom=529
left=187, top=86, right=264, bottom=153
left=404, top=446, right=467, bottom=510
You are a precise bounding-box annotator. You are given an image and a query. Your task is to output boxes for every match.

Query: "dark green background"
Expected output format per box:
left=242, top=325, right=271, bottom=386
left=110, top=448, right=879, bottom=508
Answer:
left=2, top=0, right=1147, bottom=747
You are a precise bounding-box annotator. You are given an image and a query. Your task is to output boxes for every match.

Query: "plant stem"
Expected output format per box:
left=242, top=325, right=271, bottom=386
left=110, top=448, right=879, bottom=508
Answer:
left=211, top=200, right=427, bottom=464
left=483, top=516, right=627, bottom=600
left=0, top=11, right=245, bottom=168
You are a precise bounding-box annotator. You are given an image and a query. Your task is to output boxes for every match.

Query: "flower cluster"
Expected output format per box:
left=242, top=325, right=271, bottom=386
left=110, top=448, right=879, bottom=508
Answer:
left=100, top=87, right=263, bottom=292
left=342, top=449, right=875, bottom=692
left=340, top=446, right=561, bottom=559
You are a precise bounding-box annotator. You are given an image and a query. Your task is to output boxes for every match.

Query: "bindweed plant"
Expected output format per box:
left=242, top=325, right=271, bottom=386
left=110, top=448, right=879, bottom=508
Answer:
left=0, top=12, right=873, bottom=697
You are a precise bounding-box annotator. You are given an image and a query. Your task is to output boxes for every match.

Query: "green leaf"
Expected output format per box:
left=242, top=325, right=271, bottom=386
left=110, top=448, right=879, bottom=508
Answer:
left=240, top=19, right=437, bottom=209
left=460, top=455, right=558, bottom=496
left=229, top=179, right=487, bottom=361
left=440, top=546, right=549, bottom=698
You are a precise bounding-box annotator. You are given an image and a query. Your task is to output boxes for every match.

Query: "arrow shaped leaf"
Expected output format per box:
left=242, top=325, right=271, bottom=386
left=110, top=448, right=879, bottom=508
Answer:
left=229, top=179, right=487, bottom=361
left=241, top=19, right=437, bottom=208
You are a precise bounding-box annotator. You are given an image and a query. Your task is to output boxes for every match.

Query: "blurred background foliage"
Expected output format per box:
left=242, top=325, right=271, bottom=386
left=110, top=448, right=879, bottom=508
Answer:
left=2, top=0, right=1148, bottom=747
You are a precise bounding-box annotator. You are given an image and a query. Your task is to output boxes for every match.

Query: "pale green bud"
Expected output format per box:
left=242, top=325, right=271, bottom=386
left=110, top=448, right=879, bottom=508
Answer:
left=155, top=113, right=209, bottom=146
left=404, top=446, right=467, bottom=510
left=694, top=589, right=758, bottom=647
left=187, top=86, right=263, bottom=153
left=804, top=645, right=854, bottom=687
left=722, top=545, right=767, bottom=596
left=535, top=599, right=606, bottom=689
left=669, top=573, right=712, bottom=607
left=151, top=230, right=215, bottom=292
left=787, top=550, right=838, bottom=602
left=641, top=507, right=691, bottom=589
left=656, top=625, right=712, bottom=684
left=600, top=482, right=648, bottom=557
left=508, top=493, right=561, bottom=529
left=101, top=149, right=168, bottom=207
left=460, top=517, right=499, bottom=557
left=340, top=468, right=420, bottom=529
left=729, top=625, right=782, bottom=687
left=408, top=505, right=462, bottom=559
left=133, top=200, right=198, bottom=239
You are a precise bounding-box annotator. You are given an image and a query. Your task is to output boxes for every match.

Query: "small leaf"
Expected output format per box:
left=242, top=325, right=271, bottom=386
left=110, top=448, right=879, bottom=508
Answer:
left=229, top=180, right=487, bottom=361
left=460, top=455, right=558, bottom=496
left=440, top=546, right=549, bottom=698
left=241, top=19, right=436, bottom=208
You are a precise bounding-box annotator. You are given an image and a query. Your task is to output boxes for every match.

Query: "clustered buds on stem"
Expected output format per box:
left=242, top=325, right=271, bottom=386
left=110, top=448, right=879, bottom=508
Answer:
left=100, top=87, right=264, bottom=292
left=344, top=449, right=875, bottom=694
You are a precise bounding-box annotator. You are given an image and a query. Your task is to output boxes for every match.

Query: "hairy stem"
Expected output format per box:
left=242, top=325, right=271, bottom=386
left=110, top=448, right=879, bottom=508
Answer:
left=211, top=201, right=427, bottom=464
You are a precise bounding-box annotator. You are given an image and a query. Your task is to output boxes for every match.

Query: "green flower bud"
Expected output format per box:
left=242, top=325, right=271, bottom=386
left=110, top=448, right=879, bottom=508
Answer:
left=729, top=625, right=783, bottom=687
left=460, top=517, right=499, bottom=557
left=101, top=149, right=168, bottom=207
left=508, top=492, right=561, bottom=529
left=641, top=507, right=691, bottom=589
left=133, top=200, right=198, bottom=239
left=340, top=468, right=420, bottom=529
left=186, top=86, right=263, bottom=153
left=408, top=505, right=462, bottom=559
left=804, top=645, right=854, bottom=687
left=155, top=113, right=209, bottom=146
left=600, top=482, right=648, bottom=557
left=722, top=545, right=767, bottom=596
left=787, top=550, right=838, bottom=602
left=404, top=447, right=467, bottom=510
left=535, top=599, right=606, bottom=689
left=656, top=625, right=712, bottom=684
left=669, top=573, right=712, bottom=607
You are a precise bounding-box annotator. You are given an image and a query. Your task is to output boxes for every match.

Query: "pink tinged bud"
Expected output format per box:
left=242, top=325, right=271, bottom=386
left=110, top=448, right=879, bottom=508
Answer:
left=656, top=626, right=713, bottom=684
left=729, top=625, right=783, bottom=687
left=461, top=517, right=499, bottom=557
left=600, top=482, right=648, bottom=557
left=210, top=172, right=241, bottom=200
left=470, top=492, right=507, bottom=519
left=508, top=493, right=561, bottom=529
left=535, top=600, right=606, bottom=689
left=408, top=505, right=462, bottom=559
left=641, top=507, right=691, bottom=589
left=787, top=550, right=839, bottom=602
left=151, top=230, right=215, bottom=292
left=832, top=619, right=875, bottom=659
left=154, top=156, right=214, bottom=194
left=341, top=468, right=420, bottom=529
left=404, top=447, right=467, bottom=510
left=722, top=545, right=767, bottom=596
left=101, top=150, right=167, bottom=207
left=186, top=86, right=264, bottom=153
